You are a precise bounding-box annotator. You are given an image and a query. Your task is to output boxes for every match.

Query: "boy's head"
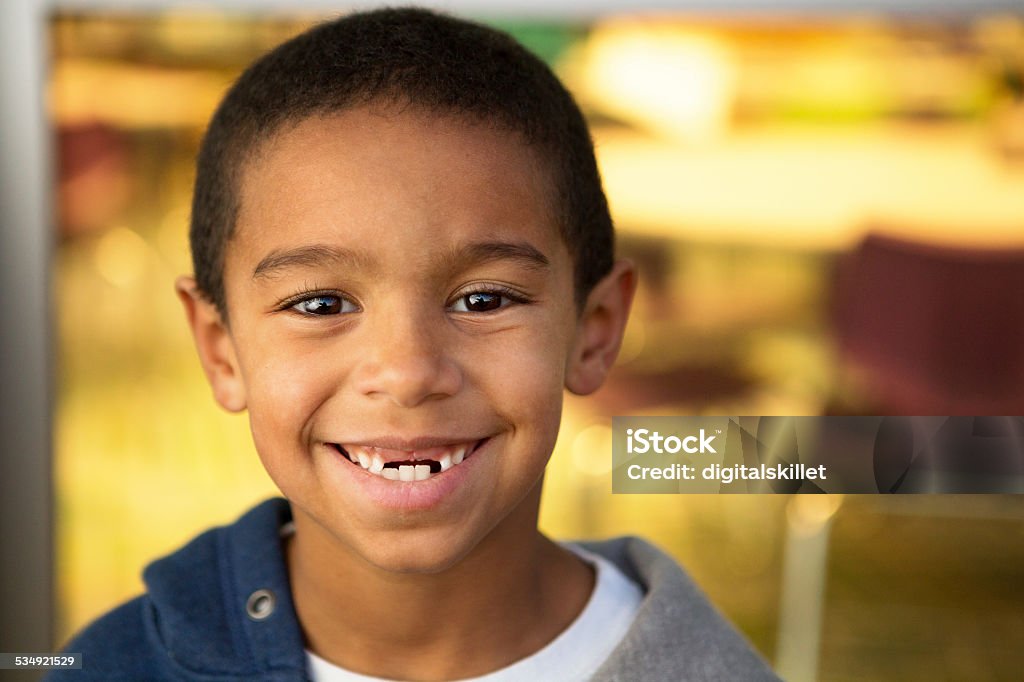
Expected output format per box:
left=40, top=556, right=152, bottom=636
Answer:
left=190, top=7, right=614, bottom=318
left=177, top=8, right=635, bottom=573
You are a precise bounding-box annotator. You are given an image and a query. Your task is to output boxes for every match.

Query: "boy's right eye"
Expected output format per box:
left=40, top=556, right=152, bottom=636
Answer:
left=291, top=295, right=356, bottom=315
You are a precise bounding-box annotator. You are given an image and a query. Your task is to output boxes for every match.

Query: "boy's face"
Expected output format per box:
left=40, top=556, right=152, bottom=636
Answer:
left=181, top=106, right=631, bottom=572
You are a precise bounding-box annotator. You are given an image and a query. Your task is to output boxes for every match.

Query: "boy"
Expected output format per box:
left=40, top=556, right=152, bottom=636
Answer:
left=53, top=8, right=778, bottom=681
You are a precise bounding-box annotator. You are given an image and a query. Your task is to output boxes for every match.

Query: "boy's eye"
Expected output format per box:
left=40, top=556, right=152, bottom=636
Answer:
left=450, top=291, right=510, bottom=313
left=461, top=292, right=503, bottom=312
left=291, top=295, right=355, bottom=315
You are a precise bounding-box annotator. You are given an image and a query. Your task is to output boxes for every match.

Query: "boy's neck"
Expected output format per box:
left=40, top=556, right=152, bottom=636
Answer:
left=284, top=486, right=595, bottom=681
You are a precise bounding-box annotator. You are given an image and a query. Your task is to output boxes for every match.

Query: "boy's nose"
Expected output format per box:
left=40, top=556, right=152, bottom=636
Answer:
left=350, top=310, right=463, bottom=408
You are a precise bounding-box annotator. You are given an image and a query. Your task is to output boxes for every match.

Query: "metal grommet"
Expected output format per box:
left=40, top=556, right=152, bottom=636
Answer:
left=246, top=589, right=276, bottom=621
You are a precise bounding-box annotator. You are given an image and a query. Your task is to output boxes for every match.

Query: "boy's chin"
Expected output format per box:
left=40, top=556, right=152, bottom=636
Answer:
left=289, top=497, right=502, bottom=576
left=346, top=526, right=483, bottom=575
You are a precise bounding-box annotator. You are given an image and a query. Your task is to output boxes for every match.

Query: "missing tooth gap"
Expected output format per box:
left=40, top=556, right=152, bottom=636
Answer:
left=333, top=444, right=353, bottom=461
left=384, top=460, right=440, bottom=471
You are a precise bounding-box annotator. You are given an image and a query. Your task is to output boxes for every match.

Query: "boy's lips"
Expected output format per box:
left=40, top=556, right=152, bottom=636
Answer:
left=330, top=437, right=488, bottom=482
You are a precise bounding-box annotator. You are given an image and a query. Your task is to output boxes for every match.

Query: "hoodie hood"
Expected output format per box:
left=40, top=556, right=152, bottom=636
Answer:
left=141, top=497, right=308, bottom=680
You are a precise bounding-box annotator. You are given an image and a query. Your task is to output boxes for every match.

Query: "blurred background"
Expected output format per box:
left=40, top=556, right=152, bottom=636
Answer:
left=4, top=1, right=1024, bottom=680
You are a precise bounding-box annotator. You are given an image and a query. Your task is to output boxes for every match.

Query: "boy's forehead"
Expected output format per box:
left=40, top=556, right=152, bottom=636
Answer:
left=242, top=106, right=556, bottom=212
left=226, top=106, right=568, bottom=276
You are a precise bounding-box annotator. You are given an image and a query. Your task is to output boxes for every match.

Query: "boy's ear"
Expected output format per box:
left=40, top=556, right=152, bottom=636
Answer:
left=565, top=259, right=637, bottom=396
left=175, top=276, right=247, bottom=412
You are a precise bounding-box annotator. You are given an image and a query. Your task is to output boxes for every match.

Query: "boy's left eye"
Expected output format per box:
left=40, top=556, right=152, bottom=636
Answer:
left=291, top=295, right=356, bottom=315
left=449, top=291, right=513, bottom=313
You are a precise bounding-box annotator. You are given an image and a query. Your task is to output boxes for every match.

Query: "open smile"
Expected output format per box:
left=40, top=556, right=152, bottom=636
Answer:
left=331, top=438, right=489, bottom=482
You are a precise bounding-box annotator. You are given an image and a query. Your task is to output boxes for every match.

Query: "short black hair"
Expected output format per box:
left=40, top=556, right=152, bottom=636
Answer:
left=190, top=7, right=614, bottom=316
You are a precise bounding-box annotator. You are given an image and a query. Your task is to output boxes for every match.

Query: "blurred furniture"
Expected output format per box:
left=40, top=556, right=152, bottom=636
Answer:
left=832, top=233, right=1024, bottom=415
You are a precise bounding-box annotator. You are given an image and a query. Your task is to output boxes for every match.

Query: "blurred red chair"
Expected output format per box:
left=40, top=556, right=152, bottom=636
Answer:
left=832, top=233, right=1024, bottom=415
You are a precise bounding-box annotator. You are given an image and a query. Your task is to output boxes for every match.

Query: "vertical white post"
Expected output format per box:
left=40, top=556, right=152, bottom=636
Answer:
left=775, top=496, right=843, bottom=682
left=0, top=0, right=54, bottom=655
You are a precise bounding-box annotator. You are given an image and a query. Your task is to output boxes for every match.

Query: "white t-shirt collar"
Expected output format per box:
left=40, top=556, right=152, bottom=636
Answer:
left=303, top=542, right=643, bottom=682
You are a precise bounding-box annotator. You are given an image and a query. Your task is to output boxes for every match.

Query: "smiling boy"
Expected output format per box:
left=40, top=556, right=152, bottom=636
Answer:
left=52, top=8, right=778, bottom=681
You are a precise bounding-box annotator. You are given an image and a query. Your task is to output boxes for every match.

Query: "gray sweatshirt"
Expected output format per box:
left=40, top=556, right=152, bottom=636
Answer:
left=583, top=536, right=781, bottom=681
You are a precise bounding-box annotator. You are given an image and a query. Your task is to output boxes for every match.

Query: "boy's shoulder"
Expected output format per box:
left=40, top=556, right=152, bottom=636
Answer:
left=581, top=536, right=780, bottom=681
left=49, top=498, right=308, bottom=681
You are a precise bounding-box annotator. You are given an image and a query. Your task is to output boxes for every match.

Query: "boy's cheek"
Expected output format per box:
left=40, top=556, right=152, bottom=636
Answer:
left=461, top=324, right=568, bottom=388
left=239, top=346, right=335, bottom=440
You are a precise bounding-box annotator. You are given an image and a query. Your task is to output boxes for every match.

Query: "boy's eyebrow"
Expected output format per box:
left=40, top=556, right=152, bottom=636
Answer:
left=251, top=239, right=550, bottom=280
left=449, top=240, right=550, bottom=271
left=251, top=244, right=371, bottom=279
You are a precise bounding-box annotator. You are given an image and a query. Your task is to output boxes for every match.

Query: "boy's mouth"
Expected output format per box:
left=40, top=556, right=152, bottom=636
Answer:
left=331, top=438, right=487, bottom=482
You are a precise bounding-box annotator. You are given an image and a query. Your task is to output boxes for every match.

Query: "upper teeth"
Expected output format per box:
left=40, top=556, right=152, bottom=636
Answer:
left=341, top=443, right=472, bottom=482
